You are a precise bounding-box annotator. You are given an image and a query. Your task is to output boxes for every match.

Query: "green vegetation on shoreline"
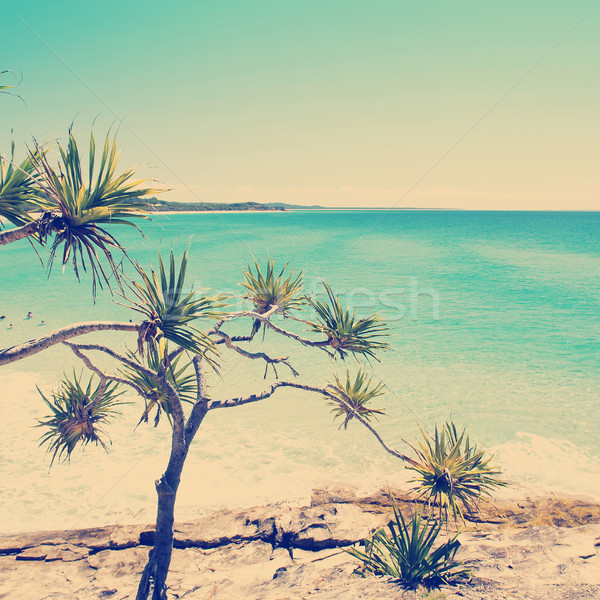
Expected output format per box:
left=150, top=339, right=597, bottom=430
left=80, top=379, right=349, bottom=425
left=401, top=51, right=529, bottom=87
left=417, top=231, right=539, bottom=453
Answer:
left=143, top=198, right=285, bottom=212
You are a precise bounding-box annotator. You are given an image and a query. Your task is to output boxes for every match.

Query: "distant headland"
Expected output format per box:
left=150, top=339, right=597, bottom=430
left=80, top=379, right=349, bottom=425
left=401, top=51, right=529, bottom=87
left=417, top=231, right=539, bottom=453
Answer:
left=140, top=199, right=457, bottom=211
left=141, top=198, right=326, bottom=212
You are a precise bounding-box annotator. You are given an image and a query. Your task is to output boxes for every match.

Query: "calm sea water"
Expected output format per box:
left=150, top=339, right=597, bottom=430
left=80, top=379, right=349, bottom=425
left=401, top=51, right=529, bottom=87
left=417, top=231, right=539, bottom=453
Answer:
left=1, top=210, right=599, bottom=533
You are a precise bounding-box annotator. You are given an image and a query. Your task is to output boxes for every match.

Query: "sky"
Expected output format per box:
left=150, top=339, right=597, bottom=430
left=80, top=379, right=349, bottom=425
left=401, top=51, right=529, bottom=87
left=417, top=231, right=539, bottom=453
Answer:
left=2, top=1, right=599, bottom=209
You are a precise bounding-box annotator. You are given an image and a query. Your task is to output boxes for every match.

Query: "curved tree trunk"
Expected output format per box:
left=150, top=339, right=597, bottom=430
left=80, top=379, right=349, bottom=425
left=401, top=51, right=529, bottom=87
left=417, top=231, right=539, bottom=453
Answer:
left=136, top=364, right=209, bottom=600
left=136, top=448, right=185, bottom=600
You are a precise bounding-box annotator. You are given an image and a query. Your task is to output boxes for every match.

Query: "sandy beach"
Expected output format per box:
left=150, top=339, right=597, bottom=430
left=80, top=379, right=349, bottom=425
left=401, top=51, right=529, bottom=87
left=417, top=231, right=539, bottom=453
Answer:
left=2, top=488, right=599, bottom=600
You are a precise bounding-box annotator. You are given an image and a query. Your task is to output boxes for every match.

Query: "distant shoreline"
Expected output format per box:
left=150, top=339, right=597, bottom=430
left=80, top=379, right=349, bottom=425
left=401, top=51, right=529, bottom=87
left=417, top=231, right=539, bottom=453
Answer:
left=152, top=210, right=289, bottom=215
left=145, top=205, right=600, bottom=213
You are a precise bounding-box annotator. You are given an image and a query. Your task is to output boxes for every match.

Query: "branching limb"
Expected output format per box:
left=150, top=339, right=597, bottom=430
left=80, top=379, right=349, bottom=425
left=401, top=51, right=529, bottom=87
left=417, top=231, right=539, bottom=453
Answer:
left=322, top=384, right=419, bottom=467
left=206, top=320, right=256, bottom=346
left=0, top=220, right=40, bottom=246
left=283, top=313, right=316, bottom=327
left=63, top=342, right=110, bottom=412
left=64, top=342, right=156, bottom=378
left=208, top=381, right=288, bottom=410
left=213, top=333, right=255, bottom=345
left=223, top=309, right=332, bottom=353
left=0, top=321, right=139, bottom=366
left=209, top=380, right=418, bottom=466
left=63, top=341, right=148, bottom=400
left=64, top=340, right=187, bottom=449
left=207, top=321, right=256, bottom=345
left=216, top=330, right=299, bottom=379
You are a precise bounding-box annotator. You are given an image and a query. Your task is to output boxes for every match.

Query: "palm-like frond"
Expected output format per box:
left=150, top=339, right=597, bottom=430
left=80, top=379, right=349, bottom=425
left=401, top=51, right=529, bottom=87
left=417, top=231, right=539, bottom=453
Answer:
left=37, top=373, right=124, bottom=465
left=308, top=282, right=389, bottom=360
left=28, top=126, right=163, bottom=295
left=0, top=140, right=45, bottom=227
left=242, top=258, right=304, bottom=334
left=120, top=345, right=197, bottom=427
left=125, top=248, right=226, bottom=360
left=347, top=505, right=469, bottom=584
left=407, top=422, right=507, bottom=522
left=327, top=369, right=386, bottom=429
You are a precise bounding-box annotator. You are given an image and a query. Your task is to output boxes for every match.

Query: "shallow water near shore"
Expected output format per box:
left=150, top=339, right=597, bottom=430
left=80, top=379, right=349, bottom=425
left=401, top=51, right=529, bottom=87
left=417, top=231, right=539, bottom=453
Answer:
left=1, top=210, right=599, bottom=533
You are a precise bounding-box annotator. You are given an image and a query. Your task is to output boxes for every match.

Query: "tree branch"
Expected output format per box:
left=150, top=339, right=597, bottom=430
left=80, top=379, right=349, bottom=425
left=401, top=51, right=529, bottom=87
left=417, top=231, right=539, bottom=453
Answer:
left=215, top=330, right=299, bottom=379
left=0, top=321, right=139, bottom=366
left=322, top=384, right=419, bottom=467
left=65, top=341, right=188, bottom=458
left=208, top=380, right=418, bottom=466
left=208, top=381, right=288, bottom=410
left=222, top=309, right=332, bottom=352
left=64, top=341, right=153, bottom=377
left=0, top=220, right=39, bottom=246
left=62, top=341, right=148, bottom=400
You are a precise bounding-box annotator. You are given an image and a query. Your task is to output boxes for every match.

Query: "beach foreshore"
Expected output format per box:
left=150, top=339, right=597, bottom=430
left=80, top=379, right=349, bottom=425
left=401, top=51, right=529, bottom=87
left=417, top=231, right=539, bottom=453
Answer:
left=1, top=487, right=599, bottom=600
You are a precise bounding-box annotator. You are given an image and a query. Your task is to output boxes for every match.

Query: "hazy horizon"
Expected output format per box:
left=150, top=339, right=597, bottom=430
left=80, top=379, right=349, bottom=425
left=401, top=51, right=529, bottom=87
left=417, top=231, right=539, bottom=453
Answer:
left=2, top=1, right=599, bottom=210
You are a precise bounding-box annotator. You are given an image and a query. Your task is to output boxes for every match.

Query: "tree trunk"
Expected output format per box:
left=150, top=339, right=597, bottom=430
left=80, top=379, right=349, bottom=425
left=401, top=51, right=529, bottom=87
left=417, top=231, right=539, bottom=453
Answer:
left=151, top=477, right=178, bottom=600
left=136, top=399, right=208, bottom=600
left=136, top=465, right=182, bottom=600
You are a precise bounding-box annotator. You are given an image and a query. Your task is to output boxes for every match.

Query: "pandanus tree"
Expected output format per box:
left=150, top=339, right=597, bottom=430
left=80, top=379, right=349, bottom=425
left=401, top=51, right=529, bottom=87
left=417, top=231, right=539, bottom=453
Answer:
left=0, top=125, right=161, bottom=295
left=1, top=125, right=506, bottom=598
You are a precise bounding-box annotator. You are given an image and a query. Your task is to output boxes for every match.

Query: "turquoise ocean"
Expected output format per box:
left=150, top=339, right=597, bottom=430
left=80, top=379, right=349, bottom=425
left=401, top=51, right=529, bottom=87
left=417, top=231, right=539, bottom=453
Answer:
left=1, top=210, right=599, bottom=533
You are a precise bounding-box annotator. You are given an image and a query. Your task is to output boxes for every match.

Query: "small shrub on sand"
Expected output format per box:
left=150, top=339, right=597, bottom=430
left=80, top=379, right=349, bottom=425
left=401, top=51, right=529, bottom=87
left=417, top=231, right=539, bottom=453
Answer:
left=347, top=504, right=470, bottom=585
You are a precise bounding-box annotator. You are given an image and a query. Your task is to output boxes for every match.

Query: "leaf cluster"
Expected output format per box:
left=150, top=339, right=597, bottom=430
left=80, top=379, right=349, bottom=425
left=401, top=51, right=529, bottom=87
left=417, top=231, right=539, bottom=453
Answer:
left=407, top=422, right=507, bottom=521
left=309, top=282, right=389, bottom=360
left=37, top=373, right=124, bottom=465
left=242, top=258, right=304, bottom=314
left=28, top=127, right=162, bottom=294
left=126, top=249, right=226, bottom=359
left=327, top=369, right=385, bottom=429
left=0, top=141, right=46, bottom=227
left=347, top=504, right=469, bottom=585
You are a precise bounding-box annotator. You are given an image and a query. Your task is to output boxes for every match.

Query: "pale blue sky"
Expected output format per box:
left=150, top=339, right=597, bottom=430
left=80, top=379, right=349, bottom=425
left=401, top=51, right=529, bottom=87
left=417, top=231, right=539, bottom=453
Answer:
left=2, top=1, right=598, bottom=208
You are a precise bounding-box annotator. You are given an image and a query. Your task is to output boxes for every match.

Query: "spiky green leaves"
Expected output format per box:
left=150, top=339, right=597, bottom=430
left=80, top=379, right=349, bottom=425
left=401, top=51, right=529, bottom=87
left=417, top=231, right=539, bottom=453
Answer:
left=347, top=505, right=469, bottom=584
left=37, top=373, right=124, bottom=465
left=120, top=347, right=197, bottom=427
left=126, top=249, right=225, bottom=359
left=242, top=258, right=304, bottom=315
left=327, top=369, right=385, bottom=429
left=407, top=422, right=507, bottom=521
left=27, top=127, right=163, bottom=295
left=0, top=141, right=45, bottom=227
left=309, top=282, right=389, bottom=360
